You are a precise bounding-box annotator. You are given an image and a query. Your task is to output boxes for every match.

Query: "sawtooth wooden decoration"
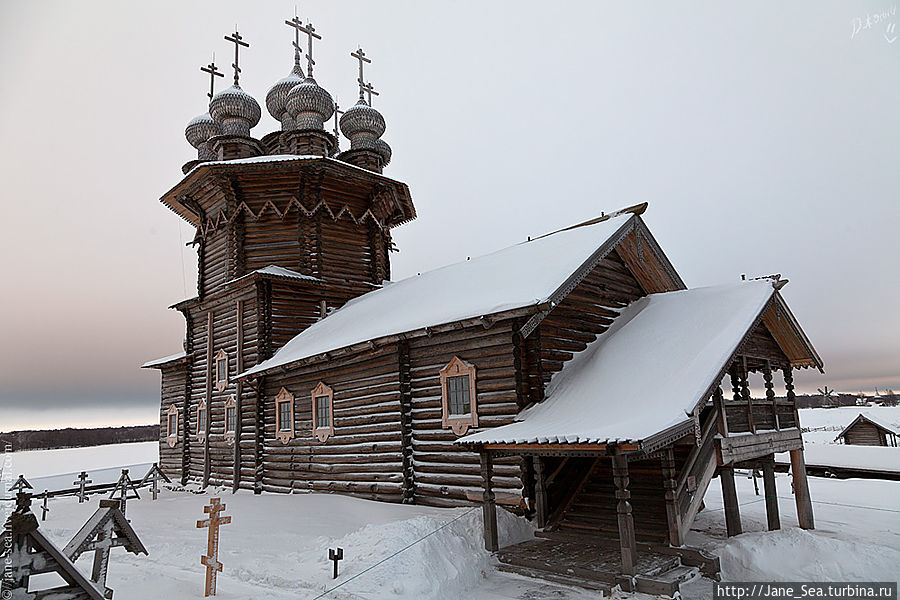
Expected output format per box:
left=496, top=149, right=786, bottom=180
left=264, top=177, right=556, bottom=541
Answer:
left=197, top=497, right=232, bottom=597
left=311, top=381, right=335, bottom=442
left=440, top=356, right=478, bottom=436
left=275, top=387, right=295, bottom=444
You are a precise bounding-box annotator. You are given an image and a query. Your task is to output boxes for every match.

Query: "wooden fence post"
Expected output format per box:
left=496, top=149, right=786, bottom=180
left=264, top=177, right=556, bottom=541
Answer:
left=480, top=451, right=499, bottom=552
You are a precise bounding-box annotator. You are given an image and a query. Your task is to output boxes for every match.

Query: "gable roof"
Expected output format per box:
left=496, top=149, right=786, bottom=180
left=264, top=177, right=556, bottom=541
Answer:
left=238, top=205, right=673, bottom=379
left=63, top=503, right=149, bottom=561
left=834, top=413, right=900, bottom=442
left=458, top=280, right=819, bottom=451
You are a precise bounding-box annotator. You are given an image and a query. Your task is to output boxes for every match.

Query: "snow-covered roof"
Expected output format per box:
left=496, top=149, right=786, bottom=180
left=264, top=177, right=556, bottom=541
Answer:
left=234, top=265, right=322, bottom=284
left=141, top=352, right=187, bottom=369
left=238, top=211, right=638, bottom=379
left=458, top=280, right=779, bottom=447
left=835, top=413, right=900, bottom=441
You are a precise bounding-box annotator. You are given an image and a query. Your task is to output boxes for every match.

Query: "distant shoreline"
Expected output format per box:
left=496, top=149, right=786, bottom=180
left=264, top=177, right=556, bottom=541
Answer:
left=0, top=425, right=158, bottom=453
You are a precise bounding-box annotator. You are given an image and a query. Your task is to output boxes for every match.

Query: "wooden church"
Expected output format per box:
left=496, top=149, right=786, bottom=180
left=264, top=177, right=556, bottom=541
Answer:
left=144, top=18, right=824, bottom=593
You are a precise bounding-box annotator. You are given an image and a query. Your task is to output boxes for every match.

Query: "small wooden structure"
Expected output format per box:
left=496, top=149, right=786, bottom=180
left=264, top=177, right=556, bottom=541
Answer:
left=63, top=499, right=149, bottom=598
left=140, top=462, right=172, bottom=500
left=1, top=492, right=106, bottom=600
left=834, top=413, right=899, bottom=447
left=108, top=468, right=141, bottom=514
left=197, top=497, right=232, bottom=596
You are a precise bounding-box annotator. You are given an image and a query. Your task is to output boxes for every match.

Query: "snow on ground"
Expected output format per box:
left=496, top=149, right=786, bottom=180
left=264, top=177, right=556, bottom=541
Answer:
left=0, top=441, right=158, bottom=493
left=796, top=405, right=900, bottom=444
left=3, top=443, right=899, bottom=599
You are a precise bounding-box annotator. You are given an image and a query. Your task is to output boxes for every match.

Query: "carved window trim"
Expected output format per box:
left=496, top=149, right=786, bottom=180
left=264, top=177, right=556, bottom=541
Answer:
left=196, top=398, right=208, bottom=441
left=275, top=387, right=295, bottom=444
left=215, top=349, right=229, bottom=392
left=440, top=356, right=478, bottom=436
left=166, top=404, right=178, bottom=448
left=224, top=395, right=237, bottom=443
left=311, top=382, right=335, bottom=442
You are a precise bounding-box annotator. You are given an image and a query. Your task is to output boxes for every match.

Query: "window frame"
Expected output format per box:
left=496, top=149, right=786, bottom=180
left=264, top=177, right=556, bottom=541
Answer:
left=166, top=404, right=179, bottom=448
left=275, top=387, right=295, bottom=444
left=224, top=395, right=237, bottom=443
left=196, top=398, right=208, bottom=440
left=311, top=382, right=334, bottom=442
left=440, top=356, right=478, bottom=436
left=215, top=349, right=229, bottom=392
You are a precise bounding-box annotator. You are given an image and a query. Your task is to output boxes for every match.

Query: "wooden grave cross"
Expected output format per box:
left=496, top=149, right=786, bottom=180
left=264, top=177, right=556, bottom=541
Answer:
left=10, top=474, right=32, bottom=493
left=140, top=462, right=171, bottom=501
left=40, top=490, right=50, bottom=521
left=74, top=471, right=93, bottom=503
left=196, top=497, right=231, bottom=597
left=108, top=468, right=140, bottom=515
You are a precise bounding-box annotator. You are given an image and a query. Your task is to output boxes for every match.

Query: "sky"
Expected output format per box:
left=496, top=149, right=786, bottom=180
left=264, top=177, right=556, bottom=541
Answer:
left=0, top=1, right=898, bottom=431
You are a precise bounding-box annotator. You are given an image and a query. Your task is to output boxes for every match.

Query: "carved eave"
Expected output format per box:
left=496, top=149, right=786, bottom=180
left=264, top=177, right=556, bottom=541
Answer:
left=159, top=156, right=415, bottom=229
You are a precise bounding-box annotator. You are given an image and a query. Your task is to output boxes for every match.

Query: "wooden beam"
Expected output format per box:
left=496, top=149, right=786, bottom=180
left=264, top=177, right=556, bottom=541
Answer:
left=480, top=451, right=499, bottom=552
left=661, top=448, right=682, bottom=547
left=789, top=448, right=815, bottom=530
left=717, top=428, right=802, bottom=464
left=762, top=455, right=780, bottom=531
left=719, top=467, right=742, bottom=537
left=612, top=454, right=637, bottom=576
left=533, top=457, right=548, bottom=529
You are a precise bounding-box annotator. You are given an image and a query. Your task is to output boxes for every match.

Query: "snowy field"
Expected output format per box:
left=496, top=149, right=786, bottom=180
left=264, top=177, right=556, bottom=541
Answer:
left=2, top=436, right=899, bottom=599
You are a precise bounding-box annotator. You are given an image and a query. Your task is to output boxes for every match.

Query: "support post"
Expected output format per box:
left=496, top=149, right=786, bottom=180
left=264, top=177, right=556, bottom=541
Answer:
left=719, top=466, right=742, bottom=536
left=479, top=451, right=499, bottom=552
left=612, top=454, right=637, bottom=577
left=762, top=455, right=780, bottom=531
left=533, top=456, right=548, bottom=529
left=661, top=449, right=683, bottom=546
left=789, top=448, right=815, bottom=530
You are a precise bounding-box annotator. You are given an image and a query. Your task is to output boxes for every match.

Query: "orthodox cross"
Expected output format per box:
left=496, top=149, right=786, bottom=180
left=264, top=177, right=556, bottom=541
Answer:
left=285, top=15, right=304, bottom=67
left=224, top=30, right=249, bottom=86
left=40, top=490, right=50, bottom=521
left=10, top=474, right=32, bottom=493
left=108, top=468, right=140, bottom=515
left=329, top=547, right=344, bottom=579
left=200, top=61, right=225, bottom=100
left=197, top=497, right=231, bottom=597
left=298, top=21, right=322, bottom=77
left=362, top=81, right=379, bottom=105
left=140, top=462, right=171, bottom=501
left=74, top=471, right=92, bottom=503
left=350, top=47, right=371, bottom=100
left=332, top=100, right=344, bottom=145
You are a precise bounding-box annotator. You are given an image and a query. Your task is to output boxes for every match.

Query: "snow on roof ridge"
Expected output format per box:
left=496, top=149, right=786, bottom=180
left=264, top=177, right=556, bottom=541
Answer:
left=458, top=279, right=777, bottom=447
left=237, top=212, right=637, bottom=379
left=141, top=351, right=187, bottom=368
left=856, top=412, right=900, bottom=435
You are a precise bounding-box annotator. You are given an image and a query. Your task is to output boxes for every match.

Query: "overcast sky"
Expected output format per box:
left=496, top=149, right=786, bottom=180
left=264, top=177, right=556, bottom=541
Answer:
left=1, top=1, right=897, bottom=431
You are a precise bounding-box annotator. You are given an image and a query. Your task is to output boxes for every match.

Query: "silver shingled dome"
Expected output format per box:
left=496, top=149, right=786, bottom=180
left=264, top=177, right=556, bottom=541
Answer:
left=185, top=112, right=221, bottom=160
left=209, top=84, right=262, bottom=137
left=374, top=138, right=392, bottom=166
left=266, top=63, right=306, bottom=130
left=339, top=99, right=386, bottom=149
left=285, top=77, right=334, bottom=130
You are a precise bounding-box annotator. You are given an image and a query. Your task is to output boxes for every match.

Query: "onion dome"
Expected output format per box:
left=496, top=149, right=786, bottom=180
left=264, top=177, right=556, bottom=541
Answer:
left=339, top=98, right=386, bottom=150
left=185, top=112, right=221, bottom=159
left=209, top=84, right=261, bottom=137
left=266, top=63, right=306, bottom=131
left=374, top=138, right=392, bottom=166
left=285, top=77, right=334, bottom=130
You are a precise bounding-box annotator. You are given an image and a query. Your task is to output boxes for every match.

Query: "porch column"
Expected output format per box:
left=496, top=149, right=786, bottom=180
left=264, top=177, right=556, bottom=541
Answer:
left=480, top=450, right=499, bottom=552
left=761, top=455, right=780, bottom=531
left=533, top=456, right=549, bottom=529
left=612, top=454, right=637, bottom=576
left=719, top=466, right=742, bottom=536
left=789, top=448, right=815, bottom=530
left=661, top=449, right=683, bottom=546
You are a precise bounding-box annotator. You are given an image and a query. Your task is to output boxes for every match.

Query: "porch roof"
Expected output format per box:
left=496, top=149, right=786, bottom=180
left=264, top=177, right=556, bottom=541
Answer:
left=459, top=280, right=815, bottom=449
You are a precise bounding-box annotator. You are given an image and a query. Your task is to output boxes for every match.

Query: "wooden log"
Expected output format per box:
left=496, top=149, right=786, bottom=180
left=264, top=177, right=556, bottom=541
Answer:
left=534, top=457, right=548, bottom=529
left=612, top=454, right=637, bottom=577
left=480, top=451, right=499, bottom=552
left=789, top=448, right=815, bottom=530
left=762, top=455, right=780, bottom=531
left=719, top=466, right=742, bottom=537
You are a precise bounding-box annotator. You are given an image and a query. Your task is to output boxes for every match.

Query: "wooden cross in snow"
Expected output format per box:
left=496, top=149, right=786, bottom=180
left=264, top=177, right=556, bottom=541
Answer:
left=196, top=497, right=231, bottom=597
left=10, top=473, right=32, bottom=493
left=108, top=469, right=140, bottom=515
left=140, top=463, right=171, bottom=501
left=74, top=471, right=93, bottom=503
left=40, top=490, right=50, bottom=521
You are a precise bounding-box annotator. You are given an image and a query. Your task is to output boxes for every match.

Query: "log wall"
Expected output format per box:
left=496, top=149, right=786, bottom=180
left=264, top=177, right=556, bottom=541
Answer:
left=844, top=422, right=886, bottom=446
left=157, top=362, right=188, bottom=481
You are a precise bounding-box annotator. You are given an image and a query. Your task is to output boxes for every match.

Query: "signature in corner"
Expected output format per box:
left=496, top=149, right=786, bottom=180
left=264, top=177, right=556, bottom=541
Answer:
left=850, top=5, right=897, bottom=41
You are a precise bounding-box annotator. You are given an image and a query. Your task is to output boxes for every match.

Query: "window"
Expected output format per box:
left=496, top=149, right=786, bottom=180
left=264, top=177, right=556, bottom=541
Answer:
left=311, top=382, right=334, bottom=442
left=275, top=388, right=294, bottom=444
left=166, top=405, right=178, bottom=448
left=440, top=357, right=478, bottom=435
left=197, top=399, right=207, bottom=438
left=215, top=349, right=229, bottom=392
left=224, top=396, right=237, bottom=443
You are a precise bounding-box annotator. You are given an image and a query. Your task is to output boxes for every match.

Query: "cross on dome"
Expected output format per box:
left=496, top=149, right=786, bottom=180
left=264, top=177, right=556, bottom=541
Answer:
left=200, top=60, right=224, bottom=100
left=285, top=16, right=304, bottom=67
left=224, top=30, right=250, bottom=86
left=298, top=21, right=322, bottom=77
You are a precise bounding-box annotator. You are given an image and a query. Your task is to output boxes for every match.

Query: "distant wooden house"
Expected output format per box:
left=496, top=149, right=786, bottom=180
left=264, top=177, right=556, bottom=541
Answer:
left=835, top=414, right=899, bottom=447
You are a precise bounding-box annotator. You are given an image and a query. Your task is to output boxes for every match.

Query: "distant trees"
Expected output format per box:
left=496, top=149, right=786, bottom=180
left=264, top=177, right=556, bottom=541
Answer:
left=0, top=425, right=159, bottom=452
